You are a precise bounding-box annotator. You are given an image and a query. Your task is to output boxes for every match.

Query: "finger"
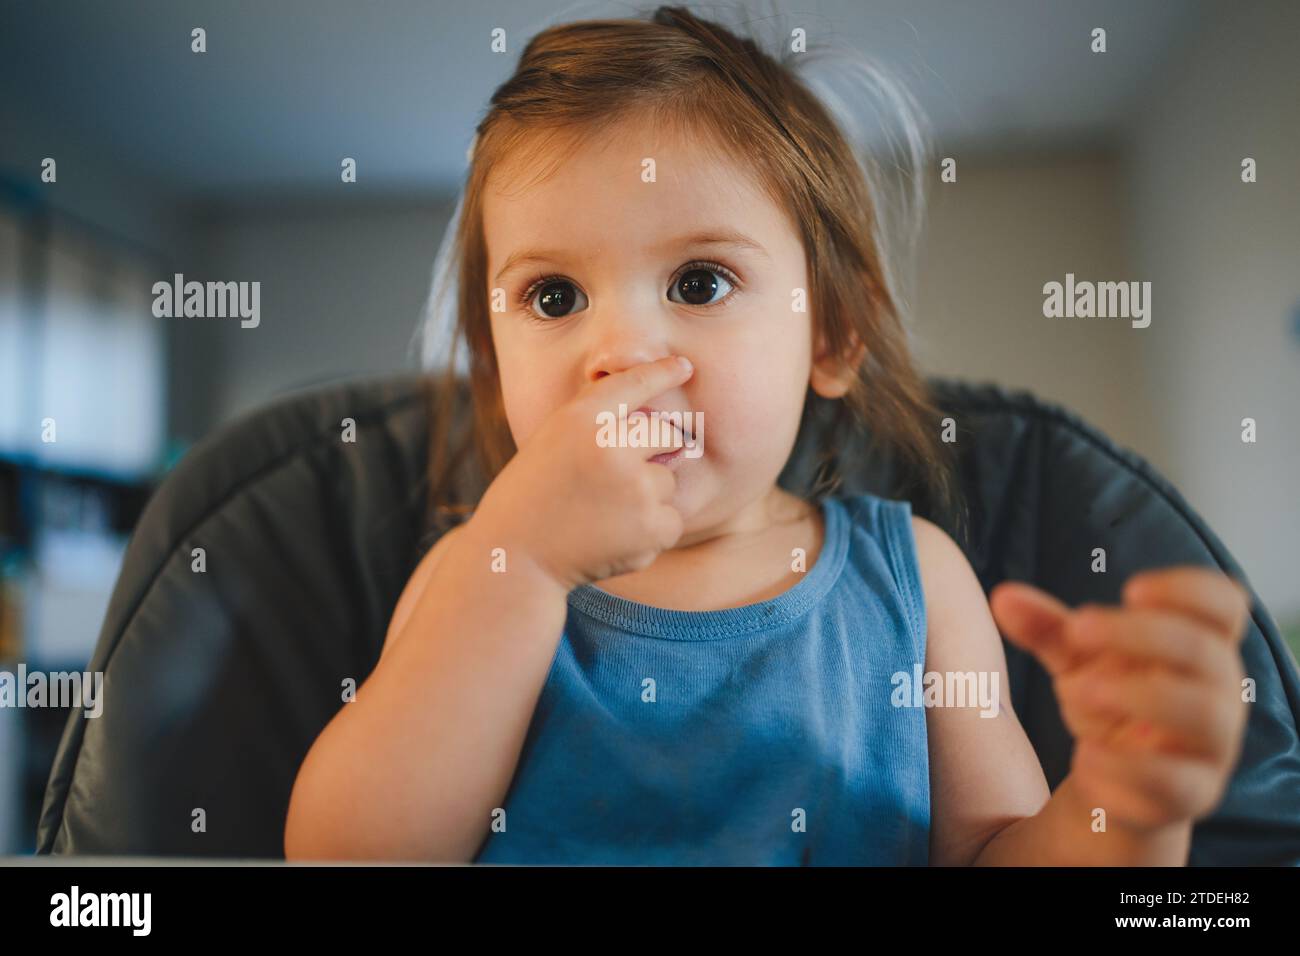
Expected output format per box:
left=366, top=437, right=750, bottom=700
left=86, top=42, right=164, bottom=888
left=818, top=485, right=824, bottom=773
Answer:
left=595, top=410, right=688, bottom=463
left=586, top=355, right=694, bottom=418
left=1064, top=666, right=1237, bottom=760
left=1072, top=739, right=1226, bottom=828
left=644, top=458, right=678, bottom=500
left=1066, top=605, right=1241, bottom=683
left=989, top=582, right=1078, bottom=677
left=1051, top=655, right=1134, bottom=746
left=632, top=409, right=688, bottom=460
left=1122, top=567, right=1251, bottom=643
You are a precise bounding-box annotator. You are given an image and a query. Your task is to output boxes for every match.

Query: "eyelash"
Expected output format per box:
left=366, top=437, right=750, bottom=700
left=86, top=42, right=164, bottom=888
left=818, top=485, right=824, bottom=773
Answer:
left=515, top=259, right=743, bottom=321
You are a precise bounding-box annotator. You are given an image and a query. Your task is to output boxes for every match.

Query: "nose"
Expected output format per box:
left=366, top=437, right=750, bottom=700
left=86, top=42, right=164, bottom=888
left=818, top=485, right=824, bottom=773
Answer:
left=582, top=304, right=690, bottom=435
left=587, top=347, right=683, bottom=388
left=588, top=366, right=690, bottom=438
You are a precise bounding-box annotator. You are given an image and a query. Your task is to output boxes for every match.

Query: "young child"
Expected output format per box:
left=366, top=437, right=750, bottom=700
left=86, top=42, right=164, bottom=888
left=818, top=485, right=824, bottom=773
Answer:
left=284, top=6, right=1251, bottom=865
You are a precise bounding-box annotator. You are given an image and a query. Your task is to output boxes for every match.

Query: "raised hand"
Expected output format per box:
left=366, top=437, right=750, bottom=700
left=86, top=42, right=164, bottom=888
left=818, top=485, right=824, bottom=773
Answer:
left=470, top=354, right=695, bottom=591
left=989, top=567, right=1251, bottom=832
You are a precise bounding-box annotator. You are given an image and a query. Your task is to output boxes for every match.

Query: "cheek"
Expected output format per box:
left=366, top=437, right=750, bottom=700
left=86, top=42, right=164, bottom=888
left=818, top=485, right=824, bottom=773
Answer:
left=697, top=338, right=807, bottom=461
left=494, top=346, right=559, bottom=448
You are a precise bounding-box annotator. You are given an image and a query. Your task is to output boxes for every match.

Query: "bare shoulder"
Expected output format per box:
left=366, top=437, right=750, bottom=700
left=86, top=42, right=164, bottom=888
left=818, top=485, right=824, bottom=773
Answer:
left=910, top=515, right=981, bottom=616
left=381, top=523, right=469, bottom=661
left=909, top=513, right=1050, bottom=864
left=909, top=513, right=1008, bottom=677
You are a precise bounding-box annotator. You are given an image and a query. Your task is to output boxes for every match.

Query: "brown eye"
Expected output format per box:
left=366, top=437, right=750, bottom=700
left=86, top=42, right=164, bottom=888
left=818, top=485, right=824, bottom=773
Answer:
left=522, top=278, right=588, bottom=320
left=668, top=265, right=735, bottom=307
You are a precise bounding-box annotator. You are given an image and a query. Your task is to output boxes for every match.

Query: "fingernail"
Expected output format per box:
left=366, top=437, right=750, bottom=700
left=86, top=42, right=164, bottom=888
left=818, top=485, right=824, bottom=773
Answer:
left=676, top=356, right=693, bottom=373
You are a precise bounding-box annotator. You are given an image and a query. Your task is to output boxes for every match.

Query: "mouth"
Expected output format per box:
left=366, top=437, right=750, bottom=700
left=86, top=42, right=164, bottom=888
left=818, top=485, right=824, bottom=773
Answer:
left=633, top=405, right=695, bottom=442
left=649, top=446, right=686, bottom=465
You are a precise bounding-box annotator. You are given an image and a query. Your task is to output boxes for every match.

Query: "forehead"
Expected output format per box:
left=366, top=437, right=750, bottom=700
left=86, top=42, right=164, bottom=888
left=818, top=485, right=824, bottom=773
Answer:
left=482, top=116, right=797, bottom=272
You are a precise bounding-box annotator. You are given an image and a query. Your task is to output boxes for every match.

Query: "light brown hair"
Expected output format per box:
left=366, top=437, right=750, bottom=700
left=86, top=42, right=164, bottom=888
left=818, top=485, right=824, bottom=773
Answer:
left=418, top=5, right=966, bottom=550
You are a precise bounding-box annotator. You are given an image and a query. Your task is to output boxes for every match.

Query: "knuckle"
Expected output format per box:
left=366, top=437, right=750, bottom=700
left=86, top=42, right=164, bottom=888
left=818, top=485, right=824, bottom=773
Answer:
left=1232, top=585, right=1252, bottom=636
left=1235, top=580, right=1252, bottom=613
left=1071, top=604, right=1111, bottom=642
left=1076, top=602, right=1108, bottom=625
left=629, top=550, right=656, bottom=572
left=1211, top=704, right=1241, bottom=754
left=1187, top=631, right=1216, bottom=675
left=1124, top=569, right=1159, bottom=595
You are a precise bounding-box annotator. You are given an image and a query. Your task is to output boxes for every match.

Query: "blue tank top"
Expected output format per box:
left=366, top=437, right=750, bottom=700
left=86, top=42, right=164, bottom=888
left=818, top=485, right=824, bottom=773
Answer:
left=473, top=491, right=930, bottom=865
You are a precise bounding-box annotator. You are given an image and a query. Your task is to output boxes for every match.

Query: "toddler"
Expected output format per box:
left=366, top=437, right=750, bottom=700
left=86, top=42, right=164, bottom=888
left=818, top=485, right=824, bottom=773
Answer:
left=284, top=5, right=1251, bottom=865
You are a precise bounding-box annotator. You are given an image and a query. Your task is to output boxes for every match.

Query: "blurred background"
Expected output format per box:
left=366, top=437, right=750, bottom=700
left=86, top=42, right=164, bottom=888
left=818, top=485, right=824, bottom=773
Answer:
left=0, top=0, right=1296, bottom=854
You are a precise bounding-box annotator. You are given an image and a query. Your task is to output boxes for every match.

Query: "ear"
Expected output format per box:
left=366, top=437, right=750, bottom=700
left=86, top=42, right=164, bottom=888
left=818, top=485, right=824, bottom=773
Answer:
left=809, top=324, right=866, bottom=399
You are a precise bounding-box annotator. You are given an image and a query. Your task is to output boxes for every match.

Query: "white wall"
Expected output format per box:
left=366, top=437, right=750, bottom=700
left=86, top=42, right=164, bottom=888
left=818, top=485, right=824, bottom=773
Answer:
left=175, top=197, right=454, bottom=436
left=1123, top=0, right=1300, bottom=622
left=912, top=150, right=1151, bottom=456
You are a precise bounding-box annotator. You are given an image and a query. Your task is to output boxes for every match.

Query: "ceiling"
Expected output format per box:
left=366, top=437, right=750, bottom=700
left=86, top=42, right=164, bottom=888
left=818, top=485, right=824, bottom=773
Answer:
left=0, top=0, right=1208, bottom=199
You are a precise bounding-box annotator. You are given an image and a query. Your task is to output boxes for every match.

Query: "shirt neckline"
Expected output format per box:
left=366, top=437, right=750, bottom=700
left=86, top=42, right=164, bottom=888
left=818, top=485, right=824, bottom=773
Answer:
left=565, top=494, right=849, bottom=640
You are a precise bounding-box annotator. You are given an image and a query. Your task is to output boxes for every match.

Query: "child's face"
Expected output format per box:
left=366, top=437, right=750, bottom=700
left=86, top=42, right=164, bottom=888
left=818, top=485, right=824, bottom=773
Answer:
left=483, top=116, right=845, bottom=534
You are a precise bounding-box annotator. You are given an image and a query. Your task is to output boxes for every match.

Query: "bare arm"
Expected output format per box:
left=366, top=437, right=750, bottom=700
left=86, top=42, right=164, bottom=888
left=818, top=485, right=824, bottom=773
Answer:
left=916, top=515, right=1195, bottom=865
left=285, top=355, right=694, bottom=862
left=283, top=516, right=570, bottom=862
left=972, top=772, right=1192, bottom=865
left=913, top=515, right=1053, bottom=865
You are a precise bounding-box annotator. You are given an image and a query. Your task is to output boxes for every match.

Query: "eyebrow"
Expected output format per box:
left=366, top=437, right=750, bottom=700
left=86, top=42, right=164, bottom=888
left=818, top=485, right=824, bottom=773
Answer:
left=492, top=229, right=771, bottom=284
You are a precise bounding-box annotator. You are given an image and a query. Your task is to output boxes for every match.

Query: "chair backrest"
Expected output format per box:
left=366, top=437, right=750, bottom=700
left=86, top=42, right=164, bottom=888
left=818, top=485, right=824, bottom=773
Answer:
left=35, top=373, right=1300, bottom=863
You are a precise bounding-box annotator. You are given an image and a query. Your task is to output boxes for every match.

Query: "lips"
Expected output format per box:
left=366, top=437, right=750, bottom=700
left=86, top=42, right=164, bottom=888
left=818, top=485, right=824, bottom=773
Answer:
left=632, top=405, right=694, bottom=441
